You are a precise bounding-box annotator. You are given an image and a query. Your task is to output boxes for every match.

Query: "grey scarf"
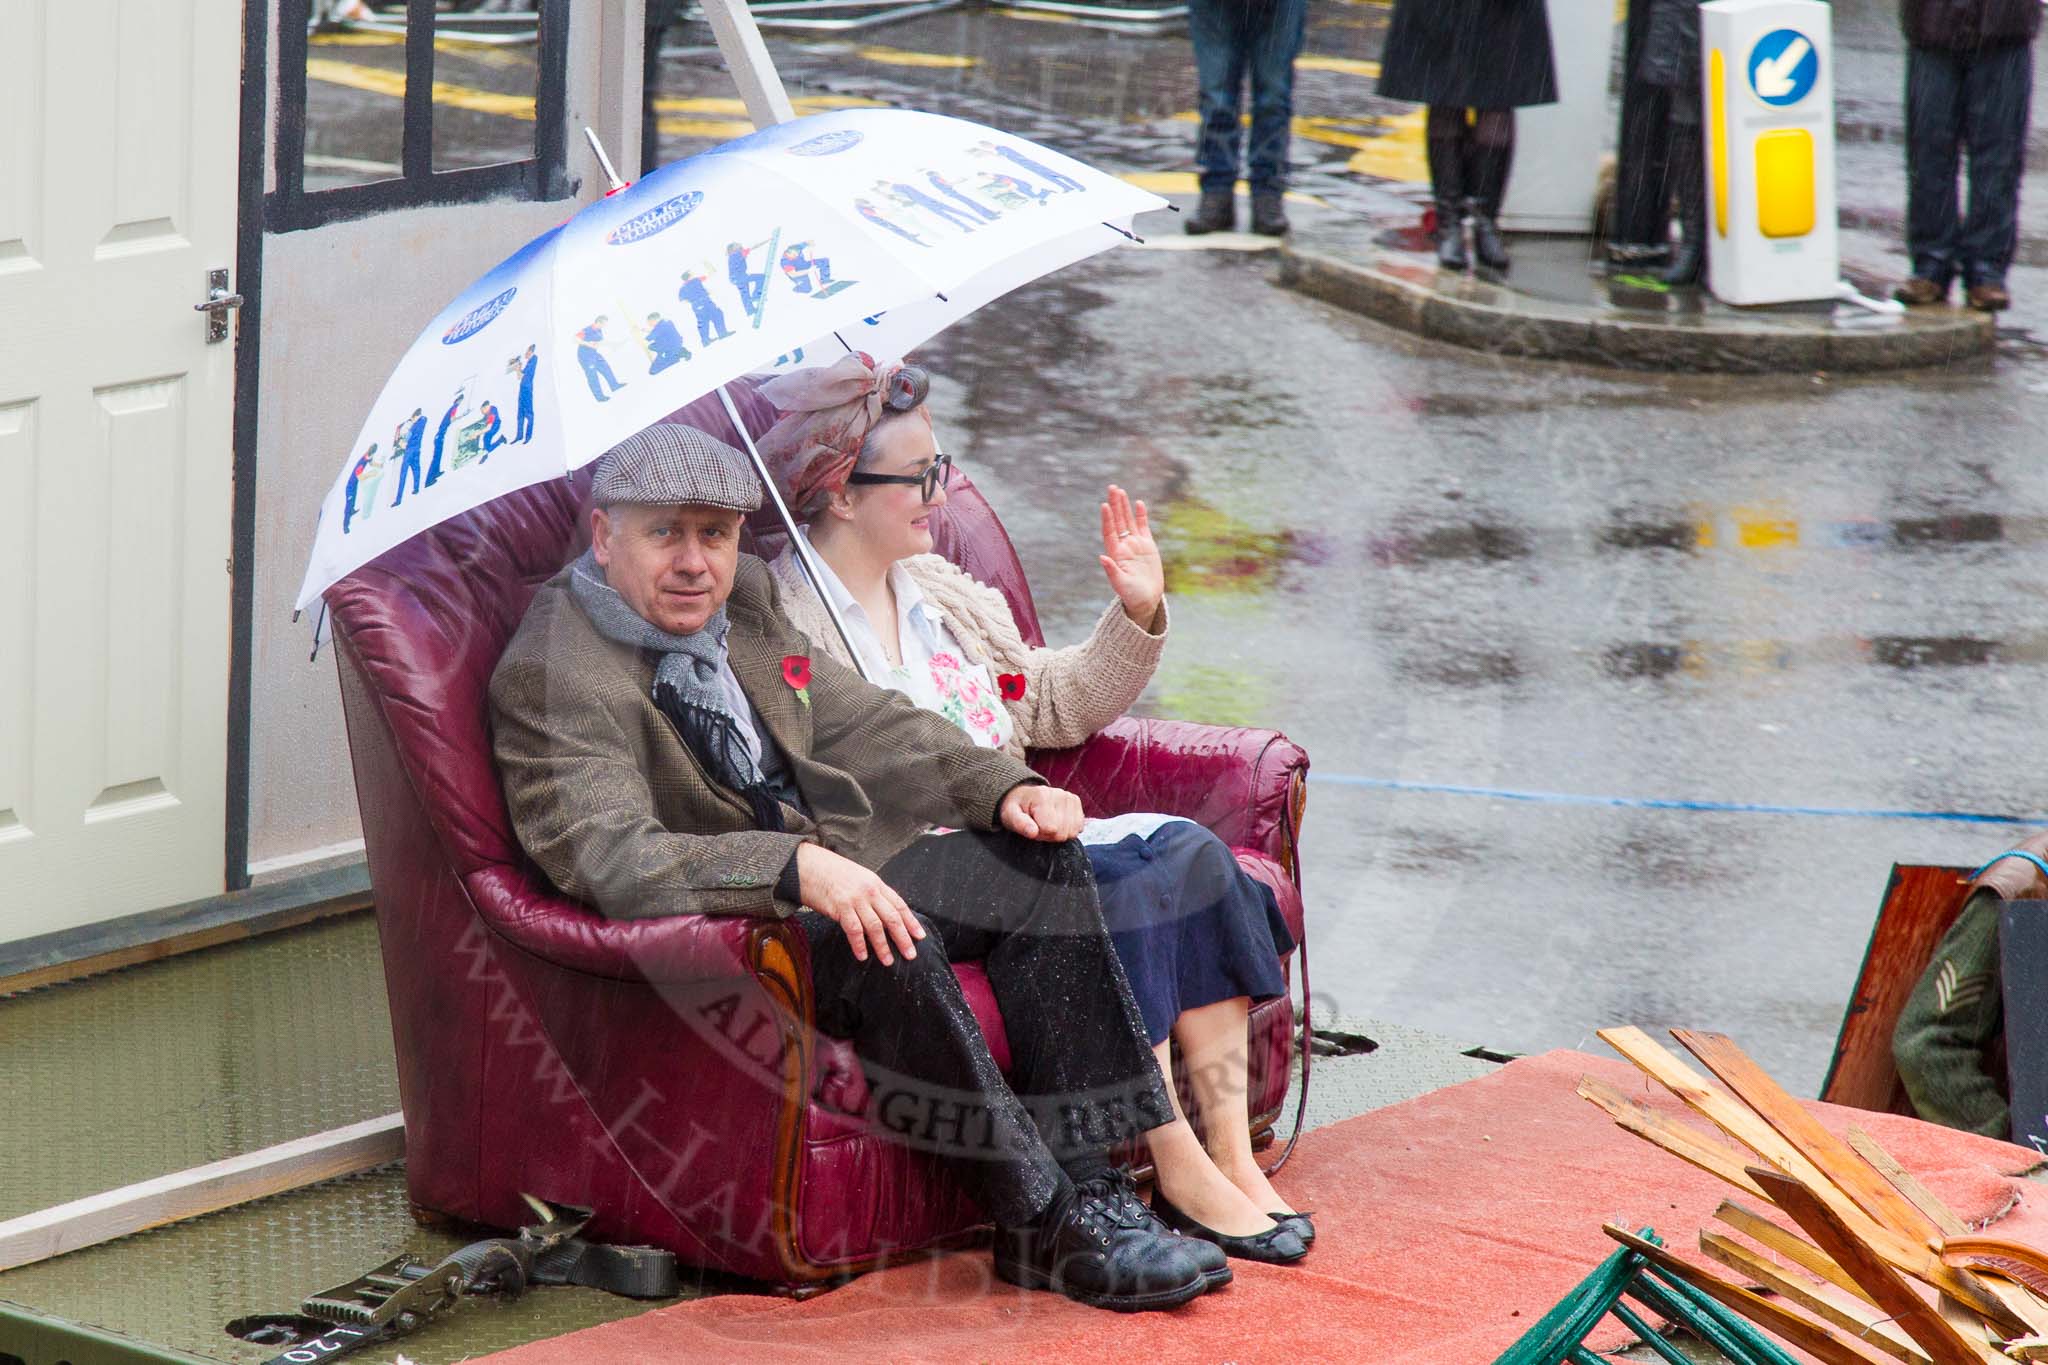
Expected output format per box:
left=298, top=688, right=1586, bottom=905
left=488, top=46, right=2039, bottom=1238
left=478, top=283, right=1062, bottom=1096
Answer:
left=568, top=549, right=790, bottom=828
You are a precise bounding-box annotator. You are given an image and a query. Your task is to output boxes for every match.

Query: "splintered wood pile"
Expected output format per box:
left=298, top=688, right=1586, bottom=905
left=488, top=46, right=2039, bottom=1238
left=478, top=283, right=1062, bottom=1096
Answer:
left=1582, top=1026, right=2048, bottom=1365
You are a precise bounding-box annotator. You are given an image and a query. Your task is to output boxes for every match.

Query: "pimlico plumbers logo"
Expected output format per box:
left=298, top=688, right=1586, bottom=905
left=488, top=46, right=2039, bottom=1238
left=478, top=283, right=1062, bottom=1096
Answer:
left=787, top=130, right=863, bottom=157
left=441, top=287, right=518, bottom=345
left=605, top=190, right=705, bottom=245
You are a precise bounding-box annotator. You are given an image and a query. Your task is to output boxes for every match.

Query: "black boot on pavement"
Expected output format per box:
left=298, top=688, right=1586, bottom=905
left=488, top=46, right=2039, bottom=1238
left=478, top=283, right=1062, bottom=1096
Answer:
left=1434, top=205, right=1470, bottom=271
left=1185, top=188, right=1235, bottom=236
left=1250, top=192, right=1289, bottom=236
left=1469, top=204, right=1511, bottom=272
left=994, top=1172, right=1210, bottom=1311
left=1659, top=139, right=1706, bottom=287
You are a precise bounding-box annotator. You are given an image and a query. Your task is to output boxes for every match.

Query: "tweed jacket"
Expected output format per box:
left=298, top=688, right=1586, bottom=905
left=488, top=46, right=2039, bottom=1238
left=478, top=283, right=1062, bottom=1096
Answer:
left=489, top=555, right=1040, bottom=920
left=767, top=549, right=1167, bottom=763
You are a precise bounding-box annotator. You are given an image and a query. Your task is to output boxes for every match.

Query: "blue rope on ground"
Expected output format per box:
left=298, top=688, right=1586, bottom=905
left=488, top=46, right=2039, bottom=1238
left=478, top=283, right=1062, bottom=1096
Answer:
left=1306, top=772, right=2045, bottom=828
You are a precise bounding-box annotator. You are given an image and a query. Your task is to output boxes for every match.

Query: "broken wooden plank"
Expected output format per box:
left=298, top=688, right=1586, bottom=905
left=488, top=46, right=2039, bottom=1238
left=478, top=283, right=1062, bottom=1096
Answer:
left=1598, top=1026, right=2009, bottom=1319
left=1845, top=1126, right=1968, bottom=1238
left=1603, top=1223, right=1898, bottom=1365
left=1577, top=1075, right=1771, bottom=1200
left=1715, top=1199, right=1877, bottom=1304
left=1675, top=1029, right=1941, bottom=1243
left=1748, top=1165, right=2007, bottom=1365
left=1699, top=1229, right=1930, bottom=1365
left=0, top=1112, right=405, bottom=1273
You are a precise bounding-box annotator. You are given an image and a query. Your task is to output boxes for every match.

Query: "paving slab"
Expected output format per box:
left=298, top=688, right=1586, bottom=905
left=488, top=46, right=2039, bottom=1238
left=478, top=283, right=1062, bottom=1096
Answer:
left=1276, top=206, right=1994, bottom=373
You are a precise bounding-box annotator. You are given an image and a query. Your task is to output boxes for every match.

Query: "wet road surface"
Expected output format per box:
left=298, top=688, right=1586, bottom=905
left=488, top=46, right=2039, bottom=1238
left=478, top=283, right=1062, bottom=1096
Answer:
left=317, top=5, right=2048, bottom=1091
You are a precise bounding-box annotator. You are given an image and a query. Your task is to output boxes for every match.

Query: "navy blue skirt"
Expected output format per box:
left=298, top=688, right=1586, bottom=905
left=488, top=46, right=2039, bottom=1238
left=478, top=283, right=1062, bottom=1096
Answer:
left=1087, top=820, right=1295, bottom=1046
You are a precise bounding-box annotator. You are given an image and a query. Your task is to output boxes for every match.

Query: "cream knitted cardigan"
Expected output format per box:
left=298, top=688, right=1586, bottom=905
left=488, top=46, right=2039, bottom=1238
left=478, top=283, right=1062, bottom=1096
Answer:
left=766, top=548, right=1168, bottom=761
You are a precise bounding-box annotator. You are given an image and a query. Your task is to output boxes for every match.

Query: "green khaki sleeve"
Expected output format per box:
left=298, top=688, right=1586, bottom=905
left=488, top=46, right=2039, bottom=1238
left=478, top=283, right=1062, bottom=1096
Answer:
left=1893, top=889, right=2008, bottom=1139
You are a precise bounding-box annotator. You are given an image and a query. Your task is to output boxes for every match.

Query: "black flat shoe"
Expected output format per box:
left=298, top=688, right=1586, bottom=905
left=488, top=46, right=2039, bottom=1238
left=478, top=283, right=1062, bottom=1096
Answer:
left=1270, top=1211, right=1314, bottom=1246
left=1150, top=1189, right=1308, bottom=1265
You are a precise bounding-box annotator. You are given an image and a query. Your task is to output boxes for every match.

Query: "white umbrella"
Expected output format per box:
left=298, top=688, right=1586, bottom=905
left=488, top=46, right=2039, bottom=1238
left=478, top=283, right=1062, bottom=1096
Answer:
left=297, top=108, right=1164, bottom=659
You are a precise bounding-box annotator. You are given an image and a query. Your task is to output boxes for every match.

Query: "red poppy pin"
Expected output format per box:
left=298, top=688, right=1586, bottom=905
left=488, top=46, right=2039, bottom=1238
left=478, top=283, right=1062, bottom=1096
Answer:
left=782, top=654, right=812, bottom=707
left=997, top=672, right=1027, bottom=702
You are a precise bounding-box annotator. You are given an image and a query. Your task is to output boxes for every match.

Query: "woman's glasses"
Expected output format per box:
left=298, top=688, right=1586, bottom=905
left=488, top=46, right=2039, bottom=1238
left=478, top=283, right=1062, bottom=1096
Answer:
left=846, top=452, right=954, bottom=503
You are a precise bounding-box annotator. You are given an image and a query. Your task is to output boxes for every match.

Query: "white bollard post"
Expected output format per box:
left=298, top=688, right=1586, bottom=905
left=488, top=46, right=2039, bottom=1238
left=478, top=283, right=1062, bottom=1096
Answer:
left=1499, top=0, right=1620, bottom=234
left=1700, top=0, right=1838, bottom=305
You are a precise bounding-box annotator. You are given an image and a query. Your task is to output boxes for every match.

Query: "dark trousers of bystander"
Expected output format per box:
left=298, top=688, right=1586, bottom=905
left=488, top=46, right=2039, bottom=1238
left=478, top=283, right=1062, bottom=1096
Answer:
left=1189, top=0, right=1308, bottom=196
left=1906, top=40, right=2033, bottom=290
left=797, top=830, right=1173, bottom=1230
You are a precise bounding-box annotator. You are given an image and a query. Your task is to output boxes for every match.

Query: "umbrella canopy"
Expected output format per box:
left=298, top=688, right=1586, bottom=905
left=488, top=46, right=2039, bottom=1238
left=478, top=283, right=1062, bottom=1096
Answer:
left=295, top=108, right=1164, bottom=612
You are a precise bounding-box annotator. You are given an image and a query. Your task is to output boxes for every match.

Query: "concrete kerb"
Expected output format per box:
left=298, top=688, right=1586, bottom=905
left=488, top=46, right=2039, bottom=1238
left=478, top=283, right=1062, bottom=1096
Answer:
left=1277, top=233, right=1994, bottom=375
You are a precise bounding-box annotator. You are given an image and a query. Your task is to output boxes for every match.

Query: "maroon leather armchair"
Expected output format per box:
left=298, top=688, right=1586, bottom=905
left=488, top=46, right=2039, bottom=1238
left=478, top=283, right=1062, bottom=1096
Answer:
left=326, top=381, right=1310, bottom=1291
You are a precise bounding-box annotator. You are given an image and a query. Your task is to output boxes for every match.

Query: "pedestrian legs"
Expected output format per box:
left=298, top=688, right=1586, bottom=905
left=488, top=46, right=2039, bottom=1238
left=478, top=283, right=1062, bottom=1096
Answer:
left=1906, top=44, right=1968, bottom=287
left=1465, top=108, right=1516, bottom=270
left=1958, top=41, right=2032, bottom=289
left=1426, top=106, right=1471, bottom=269
left=1189, top=0, right=1249, bottom=195
left=1244, top=0, right=1306, bottom=198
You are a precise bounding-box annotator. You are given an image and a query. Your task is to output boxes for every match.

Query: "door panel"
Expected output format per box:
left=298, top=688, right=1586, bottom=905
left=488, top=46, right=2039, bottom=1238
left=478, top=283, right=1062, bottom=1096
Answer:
left=0, top=0, right=240, bottom=944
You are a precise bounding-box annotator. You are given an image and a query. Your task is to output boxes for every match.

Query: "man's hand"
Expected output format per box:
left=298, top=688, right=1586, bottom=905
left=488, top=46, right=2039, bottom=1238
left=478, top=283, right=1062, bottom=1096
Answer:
left=1000, top=784, right=1085, bottom=842
left=796, top=843, right=925, bottom=966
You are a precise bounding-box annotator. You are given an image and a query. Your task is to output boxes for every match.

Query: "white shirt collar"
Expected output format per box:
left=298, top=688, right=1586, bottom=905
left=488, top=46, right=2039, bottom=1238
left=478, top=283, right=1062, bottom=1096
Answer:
left=796, top=526, right=941, bottom=651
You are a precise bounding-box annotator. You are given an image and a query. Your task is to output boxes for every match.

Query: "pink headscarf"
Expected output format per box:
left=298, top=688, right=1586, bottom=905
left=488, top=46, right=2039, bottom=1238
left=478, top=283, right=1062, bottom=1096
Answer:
left=756, top=353, right=928, bottom=517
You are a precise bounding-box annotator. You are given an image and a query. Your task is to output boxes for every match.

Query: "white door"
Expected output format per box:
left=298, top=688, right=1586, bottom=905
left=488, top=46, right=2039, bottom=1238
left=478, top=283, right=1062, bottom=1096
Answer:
left=0, top=0, right=242, bottom=945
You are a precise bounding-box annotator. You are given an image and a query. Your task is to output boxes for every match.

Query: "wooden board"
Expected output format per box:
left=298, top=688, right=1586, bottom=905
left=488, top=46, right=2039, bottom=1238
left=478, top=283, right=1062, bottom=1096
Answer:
left=0, top=1112, right=404, bottom=1272
left=1748, top=1165, right=2005, bottom=1365
left=1846, top=1127, right=1968, bottom=1237
left=1822, top=864, right=1975, bottom=1113
left=1603, top=1223, right=1897, bottom=1365
left=1675, top=1029, right=1941, bottom=1242
left=1576, top=1075, right=1771, bottom=1199
left=2000, top=902, right=2048, bottom=1155
left=1714, top=1199, right=1874, bottom=1305
left=1699, top=1230, right=1929, bottom=1364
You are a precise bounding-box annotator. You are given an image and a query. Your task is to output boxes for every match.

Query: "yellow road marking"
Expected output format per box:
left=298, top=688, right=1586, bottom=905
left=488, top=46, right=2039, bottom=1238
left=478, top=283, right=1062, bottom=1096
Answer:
left=651, top=94, right=884, bottom=114
left=857, top=45, right=978, bottom=69
left=306, top=58, right=536, bottom=118
left=1117, top=170, right=1320, bottom=205
left=1344, top=107, right=1426, bottom=183
left=1296, top=54, right=1380, bottom=78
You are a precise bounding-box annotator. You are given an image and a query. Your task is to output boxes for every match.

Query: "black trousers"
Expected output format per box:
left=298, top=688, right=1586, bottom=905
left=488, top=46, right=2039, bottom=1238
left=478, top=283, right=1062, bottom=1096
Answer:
left=799, top=831, right=1172, bottom=1229
left=1907, top=41, right=2033, bottom=288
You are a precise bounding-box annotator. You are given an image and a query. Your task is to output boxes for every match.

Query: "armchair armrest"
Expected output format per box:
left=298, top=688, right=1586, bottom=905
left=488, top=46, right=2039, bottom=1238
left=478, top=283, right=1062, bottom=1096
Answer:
left=464, top=864, right=810, bottom=990
left=1028, top=717, right=1309, bottom=867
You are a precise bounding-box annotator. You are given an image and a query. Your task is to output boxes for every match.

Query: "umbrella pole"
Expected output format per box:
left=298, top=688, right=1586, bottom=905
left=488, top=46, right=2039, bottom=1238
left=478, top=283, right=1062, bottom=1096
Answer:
left=715, top=384, right=878, bottom=684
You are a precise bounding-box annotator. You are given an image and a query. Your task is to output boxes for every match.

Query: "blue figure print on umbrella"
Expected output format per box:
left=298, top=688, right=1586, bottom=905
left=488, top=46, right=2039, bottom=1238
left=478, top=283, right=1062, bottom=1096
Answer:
left=425, top=388, right=465, bottom=488
left=854, top=196, right=929, bottom=247
left=879, top=178, right=981, bottom=234
left=507, top=344, right=539, bottom=443
left=780, top=240, right=854, bottom=299
left=343, top=443, right=381, bottom=534
left=727, top=240, right=768, bottom=314
left=478, top=400, right=507, bottom=457
left=575, top=316, right=626, bottom=403
left=643, top=311, right=690, bottom=373
left=970, top=140, right=1083, bottom=193
left=389, top=408, right=427, bottom=507
left=927, top=170, right=1000, bottom=223
left=983, top=173, right=1052, bottom=209
left=677, top=268, right=735, bottom=346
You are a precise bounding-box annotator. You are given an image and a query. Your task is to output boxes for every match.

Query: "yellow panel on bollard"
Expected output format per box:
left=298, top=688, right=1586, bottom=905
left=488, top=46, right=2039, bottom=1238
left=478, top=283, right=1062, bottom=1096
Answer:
left=1754, top=129, right=1815, bottom=237
left=1700, top=0, right=1838, bottom=304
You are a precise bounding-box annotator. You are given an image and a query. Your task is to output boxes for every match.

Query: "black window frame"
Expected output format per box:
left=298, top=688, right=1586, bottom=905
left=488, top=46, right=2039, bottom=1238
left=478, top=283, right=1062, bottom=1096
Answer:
left=268, top=0, right=572, bottom=232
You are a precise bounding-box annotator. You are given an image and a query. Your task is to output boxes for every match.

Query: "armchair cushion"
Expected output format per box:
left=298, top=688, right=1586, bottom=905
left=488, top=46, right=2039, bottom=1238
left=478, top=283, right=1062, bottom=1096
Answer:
left=1029, top=717, right=1309, bottom=863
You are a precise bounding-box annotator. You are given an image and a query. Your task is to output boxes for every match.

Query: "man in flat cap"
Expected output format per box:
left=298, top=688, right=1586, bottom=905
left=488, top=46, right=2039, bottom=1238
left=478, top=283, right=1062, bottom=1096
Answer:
left=490, top=424, right=1218, bottom=1311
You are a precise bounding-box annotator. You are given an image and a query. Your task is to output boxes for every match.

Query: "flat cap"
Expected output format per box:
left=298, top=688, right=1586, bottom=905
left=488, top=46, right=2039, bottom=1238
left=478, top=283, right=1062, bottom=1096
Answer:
left=591, top=424, right=763, bottom=512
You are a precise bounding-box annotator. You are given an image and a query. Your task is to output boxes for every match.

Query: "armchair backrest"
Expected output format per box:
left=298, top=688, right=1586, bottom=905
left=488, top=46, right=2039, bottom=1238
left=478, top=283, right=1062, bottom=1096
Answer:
left=322, top=377, right=1043, bottom=885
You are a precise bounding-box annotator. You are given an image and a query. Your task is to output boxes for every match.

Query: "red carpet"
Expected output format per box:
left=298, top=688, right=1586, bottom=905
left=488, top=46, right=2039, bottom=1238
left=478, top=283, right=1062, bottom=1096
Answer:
left=479, top=1050, right=2048, bottom=1364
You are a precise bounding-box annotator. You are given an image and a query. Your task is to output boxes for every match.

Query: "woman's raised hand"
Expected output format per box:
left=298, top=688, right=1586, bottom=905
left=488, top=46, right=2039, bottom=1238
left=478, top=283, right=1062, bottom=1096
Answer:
left=1098, top=485, right=1165, bottom=628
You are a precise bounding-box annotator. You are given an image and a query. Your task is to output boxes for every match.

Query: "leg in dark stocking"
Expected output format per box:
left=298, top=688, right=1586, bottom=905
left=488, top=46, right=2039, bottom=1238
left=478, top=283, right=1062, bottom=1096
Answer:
left=1466, top=109, right=1516, bottom=271
left=1425, top=106, right=1470, bottom=270
left=1660, top=124, right=1706, bottom=286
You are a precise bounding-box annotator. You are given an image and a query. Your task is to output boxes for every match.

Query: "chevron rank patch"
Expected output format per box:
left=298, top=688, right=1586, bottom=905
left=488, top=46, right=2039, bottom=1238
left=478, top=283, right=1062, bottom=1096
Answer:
left=1934, top=959, right=1993, bottom=1015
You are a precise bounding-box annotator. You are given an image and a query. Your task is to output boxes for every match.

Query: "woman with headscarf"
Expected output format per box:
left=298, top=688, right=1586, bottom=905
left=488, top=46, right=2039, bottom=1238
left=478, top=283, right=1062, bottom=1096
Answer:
left=748, top=353, right=1309, bottom=1266
left=1377, top=0, right=1558, bottom=273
